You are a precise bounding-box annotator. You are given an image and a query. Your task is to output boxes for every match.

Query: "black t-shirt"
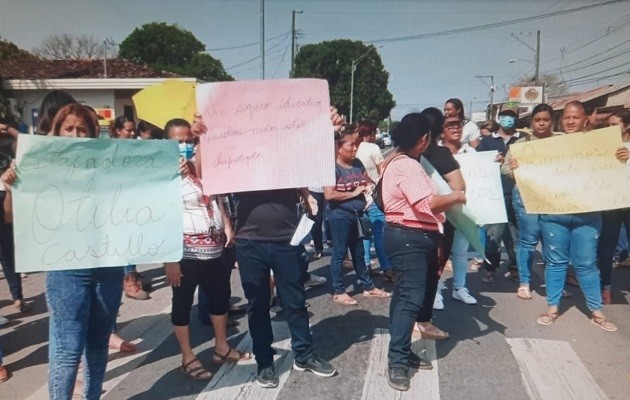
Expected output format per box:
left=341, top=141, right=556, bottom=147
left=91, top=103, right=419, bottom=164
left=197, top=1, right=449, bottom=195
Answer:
left=234, top=189, right=299, bottom=241
left=422, top=142, right=460, bottom=176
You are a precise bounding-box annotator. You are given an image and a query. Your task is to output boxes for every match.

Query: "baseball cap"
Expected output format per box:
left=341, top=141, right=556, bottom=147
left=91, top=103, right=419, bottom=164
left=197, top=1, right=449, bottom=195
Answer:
left=499, top=103, right=519, bottom=116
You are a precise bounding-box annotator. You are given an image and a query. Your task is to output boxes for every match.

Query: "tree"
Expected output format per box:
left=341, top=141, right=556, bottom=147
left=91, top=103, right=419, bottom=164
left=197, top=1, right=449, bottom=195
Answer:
left=513, top=73, right=568, bottom=99
left=0, top=37, right=38, bottom=61
left=293, top=39, right=395, bottom=123
left=119, top=22, right=232, bottom=82
left=33, top=34, right=108, bottom=59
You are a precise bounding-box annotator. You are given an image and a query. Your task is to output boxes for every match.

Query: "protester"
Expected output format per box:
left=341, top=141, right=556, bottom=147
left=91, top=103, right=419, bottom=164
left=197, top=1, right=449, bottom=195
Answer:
left=596, top=109, right=630, bottom=304
left=530, top=101, right=627, bottom=331
left=383, top=113, right=465, bottom=391
left=477, top=103, right=521, bottom=284
left=355, top=121, right=392, bottom=279
left=479, top=120, right=499, bottom=139
left=325, top=123, right=390, bottom=305
left=109, top=115, right=136, bottom=139
left=503, top=103, right=555, bottom=300
left=137, top=120, right=164, bottom=140
left=0, top=345, right=9, bottom=383
left=443, top=98, right=481, bottom=148
left=308, top=186, right=326, bottom=259
left=35, top=90, right=76, bottom=135
left=438, top=115, right=478, bottom=305
left=1, top=103, right=122, bottom=399
left=162, top=118, right=250, bottom=380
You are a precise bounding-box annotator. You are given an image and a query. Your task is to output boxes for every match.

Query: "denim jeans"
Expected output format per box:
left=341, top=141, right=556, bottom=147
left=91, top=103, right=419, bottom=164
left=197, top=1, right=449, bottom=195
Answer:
left=309, top=191, right=326, bottom=252
left=483, top=194, right=518, bottom=272
left=539, top=213, right=602, bottom=311
left=123, top=264, right=137, bottom=274
left=512, top=186, right=541, bottom=286
left=236, top=239, right=313, bottom=367
left=327, top=209, right=375, bottom=294
left=47, top=267, right=124, bottom=400
left=597, top=208, right=630, bottom=289
left=451, top=229, right=469, bottom=290
left=362, top=203, right=392, bottom=271
left=384, top=224, right=436, bottom=369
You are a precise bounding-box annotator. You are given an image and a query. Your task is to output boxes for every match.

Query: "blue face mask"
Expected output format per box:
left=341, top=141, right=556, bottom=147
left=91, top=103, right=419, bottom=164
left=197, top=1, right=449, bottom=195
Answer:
left=499, top=115, right=516, bottom=129
left=179, top=142, right=194, bottom=160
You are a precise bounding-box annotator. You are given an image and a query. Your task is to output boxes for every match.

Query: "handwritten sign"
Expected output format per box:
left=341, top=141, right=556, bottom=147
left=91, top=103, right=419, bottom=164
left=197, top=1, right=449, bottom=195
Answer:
left=420, top=157, right=485, bottom=258
left=455, top=151, right=507, bottom=225
left=509, top=126, right=630, bottom=214
left=196, top=79, right=335, bottom=194
left=13, top=136, right=183, bottom=272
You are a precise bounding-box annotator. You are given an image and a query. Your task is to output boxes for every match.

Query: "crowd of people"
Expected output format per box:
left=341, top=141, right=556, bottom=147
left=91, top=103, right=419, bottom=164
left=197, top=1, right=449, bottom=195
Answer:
left=0, top=89, right=629, bottom=396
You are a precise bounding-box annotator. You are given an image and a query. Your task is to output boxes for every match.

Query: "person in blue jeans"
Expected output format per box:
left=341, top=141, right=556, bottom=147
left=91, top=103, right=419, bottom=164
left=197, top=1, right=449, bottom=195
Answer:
left=325, top=124, right=390, bottom=305
left=518, top=101, right=627, bottom=331
left=503, top=103, right=555, bottom=300
left=0, top=342, right=10, bottom=382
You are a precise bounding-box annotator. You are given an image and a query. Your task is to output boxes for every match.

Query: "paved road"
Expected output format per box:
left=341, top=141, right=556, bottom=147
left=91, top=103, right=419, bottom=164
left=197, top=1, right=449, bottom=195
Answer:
left=1, top=246, right=630, bottom=400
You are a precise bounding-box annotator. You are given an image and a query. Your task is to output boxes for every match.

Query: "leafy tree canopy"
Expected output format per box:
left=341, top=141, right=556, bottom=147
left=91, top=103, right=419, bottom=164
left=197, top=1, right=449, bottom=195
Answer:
left=0, top=37, right=38, bottom=61
left=119, top=22, right=232, bottom=82
left=293, top=39, right=395, bottom=123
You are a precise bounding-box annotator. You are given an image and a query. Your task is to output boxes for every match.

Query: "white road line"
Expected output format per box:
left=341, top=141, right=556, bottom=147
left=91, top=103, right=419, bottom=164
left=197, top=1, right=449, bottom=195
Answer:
left=25, top=305, right=173, bottom=400
left=195, top=321, right=292, bottom=400
left=361, top=328, right=440, bottom=400
left=507, top=338, right=608, bottom=400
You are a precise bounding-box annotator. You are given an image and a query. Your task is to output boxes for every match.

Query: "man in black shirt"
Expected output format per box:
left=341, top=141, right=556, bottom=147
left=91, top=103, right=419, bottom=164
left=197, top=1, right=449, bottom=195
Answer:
left=476, top=103, right=522, bottom=283
left=235, top=188, right=337, bottom=387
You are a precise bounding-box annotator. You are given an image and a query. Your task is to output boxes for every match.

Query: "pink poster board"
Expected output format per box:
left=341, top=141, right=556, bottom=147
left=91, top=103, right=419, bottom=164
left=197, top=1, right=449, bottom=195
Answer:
left=196, top=79, right=335, bottom=195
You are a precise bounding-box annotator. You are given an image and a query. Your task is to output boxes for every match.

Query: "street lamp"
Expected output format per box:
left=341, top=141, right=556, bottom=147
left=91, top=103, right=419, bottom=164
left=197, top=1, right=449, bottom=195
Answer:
left=350, top=45, right=382, bottom=123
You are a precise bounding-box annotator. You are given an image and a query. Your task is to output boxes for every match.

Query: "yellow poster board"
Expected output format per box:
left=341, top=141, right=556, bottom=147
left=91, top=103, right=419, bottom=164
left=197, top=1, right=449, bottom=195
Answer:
left=509, top=126, right=630, bottom=214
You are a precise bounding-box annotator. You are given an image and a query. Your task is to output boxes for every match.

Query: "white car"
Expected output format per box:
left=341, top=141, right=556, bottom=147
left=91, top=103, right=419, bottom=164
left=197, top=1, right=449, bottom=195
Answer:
left=381, top=132, right=391, bottom=146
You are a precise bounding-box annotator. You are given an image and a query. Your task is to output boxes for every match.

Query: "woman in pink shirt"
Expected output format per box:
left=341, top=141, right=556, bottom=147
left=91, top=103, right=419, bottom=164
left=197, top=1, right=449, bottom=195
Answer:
left=382, top=113, right=465, bottom=392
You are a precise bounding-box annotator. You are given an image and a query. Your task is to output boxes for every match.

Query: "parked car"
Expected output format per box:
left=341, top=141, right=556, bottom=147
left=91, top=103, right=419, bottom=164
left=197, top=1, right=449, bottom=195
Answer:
left=381, top=132, right=391, bottom=147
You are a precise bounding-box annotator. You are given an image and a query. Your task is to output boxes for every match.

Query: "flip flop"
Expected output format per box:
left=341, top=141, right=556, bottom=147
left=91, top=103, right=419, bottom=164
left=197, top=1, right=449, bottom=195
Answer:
left=517, top=286, right=532, bottom=300
left=536, top=312, right=558, bottom=326
left=363, top=288, right=391, bottom=298
left=212, top=348, right=251, bottom=365
left=333, top=293, right=358, bottom=305
left=181, top=358, right=213, bottom=380
left=591, top=316, right=617, bottom=332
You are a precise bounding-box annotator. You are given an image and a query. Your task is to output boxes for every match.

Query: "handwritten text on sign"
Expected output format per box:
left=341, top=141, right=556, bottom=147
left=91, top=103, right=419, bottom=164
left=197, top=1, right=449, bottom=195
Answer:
left=13, top=136, right=183, bottom=272
left=196, top=79, right=335, bottom=194
left=455, top=151, right=507, bottom=225
left=509, top=126, right=630, bottom=214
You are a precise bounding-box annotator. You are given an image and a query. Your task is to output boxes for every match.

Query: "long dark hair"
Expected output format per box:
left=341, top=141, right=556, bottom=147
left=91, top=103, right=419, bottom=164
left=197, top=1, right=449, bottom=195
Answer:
left=37, top=90, right=76, bottom=134
left=445, top=98, right=465, bottom=120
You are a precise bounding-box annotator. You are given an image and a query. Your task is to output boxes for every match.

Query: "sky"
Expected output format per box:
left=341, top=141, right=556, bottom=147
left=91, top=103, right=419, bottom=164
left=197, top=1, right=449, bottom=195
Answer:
left=1, top=0, right=629, bottom=120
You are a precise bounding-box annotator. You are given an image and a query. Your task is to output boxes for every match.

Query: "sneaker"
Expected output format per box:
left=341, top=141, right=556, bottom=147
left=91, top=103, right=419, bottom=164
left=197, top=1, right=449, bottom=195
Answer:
left=256, top=364, right=279, bottom=388
left=0, top=315, right=8, bottom=327
left=269, top=297, right=284, bottom=315
left=482, top=271, right=495, bottom=283
left=505, top=270, right=519, bottom=282
left=293, top=355, right=336, bottom=377
left=387, top=367, right=410, bottom=391
left=433, top=292, right=444, bottom=310
left=304, top=274, right=327, bottom=288
left=452, top=288, right=477, bottom=304
left=408, top=352, right=433, bottom=370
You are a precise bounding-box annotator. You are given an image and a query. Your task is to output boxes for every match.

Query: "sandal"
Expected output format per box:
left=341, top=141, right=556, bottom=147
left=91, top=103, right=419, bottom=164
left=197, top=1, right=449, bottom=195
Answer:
left=212, top=348, right=251, bottom=365
left=363, top=288, right=391, bottom=298
left=517, top=286, right=532, bottom=300
left=591, top=315, right=617, bottom=332
left=181, top=358, right=213, bottom=380
left=415, top=323, right=450, bottom=340
left=333, top=293, right=358, bottom=305
left=536, top=312, right=558, bottom=326
left=14, top=300, right=32, bottom=314
left=0, top=365, right=10, bottom=383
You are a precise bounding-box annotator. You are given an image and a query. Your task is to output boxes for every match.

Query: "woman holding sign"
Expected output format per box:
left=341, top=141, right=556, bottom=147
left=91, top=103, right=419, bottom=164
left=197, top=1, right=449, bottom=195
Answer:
left=162, top=118, right=250, bottom=381
left=2, top=103, right=123, bottom=399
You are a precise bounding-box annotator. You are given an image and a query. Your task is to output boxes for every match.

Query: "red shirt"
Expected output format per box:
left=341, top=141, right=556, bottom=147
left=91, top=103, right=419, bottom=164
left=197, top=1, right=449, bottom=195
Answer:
left=382, top=156, right=445, bottom=232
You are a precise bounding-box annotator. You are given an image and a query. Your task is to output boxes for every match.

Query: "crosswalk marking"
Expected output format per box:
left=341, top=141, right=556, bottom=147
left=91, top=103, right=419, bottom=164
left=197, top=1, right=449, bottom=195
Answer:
left=195, top=321, right=292, bottom=400
left=507, top=338, right=608, bottom=400
left=361, top=328, right=440, bottom=400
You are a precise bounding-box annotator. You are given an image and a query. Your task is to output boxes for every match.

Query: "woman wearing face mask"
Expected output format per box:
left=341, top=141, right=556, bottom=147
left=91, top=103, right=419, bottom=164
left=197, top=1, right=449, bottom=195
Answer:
left=503, top=103, right=555, bottom=300
left=1, top=103, right=123, bottom=399
left=162, top=118, right=250, bottom=380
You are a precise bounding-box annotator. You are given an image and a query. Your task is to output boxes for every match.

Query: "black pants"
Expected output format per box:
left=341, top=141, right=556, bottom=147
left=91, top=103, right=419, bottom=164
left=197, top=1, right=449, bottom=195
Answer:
left=309, top=191, right=325, bottom=252
left=171, top=257, right=230, bottom=326
left=417, top=222, right=449, bottom=323
left=0, top=210, right=23, bottom=301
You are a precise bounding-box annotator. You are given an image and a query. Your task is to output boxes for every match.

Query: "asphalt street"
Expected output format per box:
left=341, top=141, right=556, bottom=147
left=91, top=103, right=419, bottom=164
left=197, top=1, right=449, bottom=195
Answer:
left=1, top=246, right=630, bottom=400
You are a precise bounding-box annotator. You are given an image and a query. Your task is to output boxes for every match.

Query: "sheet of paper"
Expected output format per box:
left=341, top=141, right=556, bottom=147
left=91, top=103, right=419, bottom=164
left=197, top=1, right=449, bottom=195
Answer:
left=13, top=136, right=183, bottom=272
left=196, top=78, right=336, bottom=195
left=509, top=126, right=630, bottom=214
left=290, top=214, right=315, bottom=246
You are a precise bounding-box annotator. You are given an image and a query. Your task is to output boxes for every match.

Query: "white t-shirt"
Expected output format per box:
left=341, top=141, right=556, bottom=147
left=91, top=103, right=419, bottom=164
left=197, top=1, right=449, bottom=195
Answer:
left=356, top=141, right=384, bottom=183
left=461, top=120, right=481, bottom=145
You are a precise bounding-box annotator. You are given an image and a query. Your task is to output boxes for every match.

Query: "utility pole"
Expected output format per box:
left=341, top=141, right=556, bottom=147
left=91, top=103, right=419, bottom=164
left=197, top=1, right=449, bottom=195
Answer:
left=534, top=29, right=540, bottom=84
left=290, top=10, right=303, bottom=78
left=260, top=0, right=265, bottom=79
left=475, top=75, right=495, bottom=120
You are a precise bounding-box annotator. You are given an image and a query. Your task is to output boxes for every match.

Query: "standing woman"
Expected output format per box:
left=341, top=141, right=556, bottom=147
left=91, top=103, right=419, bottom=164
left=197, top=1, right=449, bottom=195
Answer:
left=443, top=98, right=481, bottom=148
left=162, top=119, right=250, bottom=380
left=503, top=103, right=555, bottom=300
left=109, top=115, right=136, bottom=139
left=2, top=103, right=122, bottom=399
left=384, top=113, right=465, bottom=391
left=324, top=124, right=390, bottom=305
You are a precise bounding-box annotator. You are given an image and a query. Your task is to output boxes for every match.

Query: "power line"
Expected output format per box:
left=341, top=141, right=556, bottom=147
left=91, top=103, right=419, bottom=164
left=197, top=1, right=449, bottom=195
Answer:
left=565, top=70, right=630, bottom=85
left=546, top=36, right=630, bottom=72
left=224, top=33, right=290, bottom=70
left=562, top=46, right=630, bottom=74
left=562, top=61, right=628, bottom=84
left=366, top=0, right=627, bottom=44
left=207, top=31, right=289, bottom=52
